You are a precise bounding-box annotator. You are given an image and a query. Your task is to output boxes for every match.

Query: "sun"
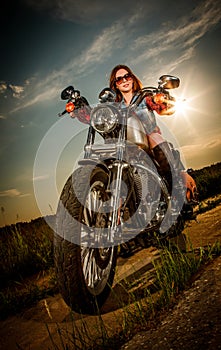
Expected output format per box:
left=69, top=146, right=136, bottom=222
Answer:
left=174, top=97, right=188, bottom=116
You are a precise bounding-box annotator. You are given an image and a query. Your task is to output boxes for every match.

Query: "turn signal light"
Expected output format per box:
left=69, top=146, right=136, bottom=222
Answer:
left=66, top=101, right=75, bottom=113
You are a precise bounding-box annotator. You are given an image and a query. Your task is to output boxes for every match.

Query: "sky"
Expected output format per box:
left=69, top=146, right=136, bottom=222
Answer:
left=0, top=0, right=221, bottom=226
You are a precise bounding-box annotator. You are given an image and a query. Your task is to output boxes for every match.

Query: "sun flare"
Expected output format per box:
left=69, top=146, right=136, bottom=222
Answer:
left=174, top=98, right=188, bottom=115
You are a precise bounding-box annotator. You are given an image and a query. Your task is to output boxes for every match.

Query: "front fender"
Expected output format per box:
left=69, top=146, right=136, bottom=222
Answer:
left=78, top=159, right=110, bottom=175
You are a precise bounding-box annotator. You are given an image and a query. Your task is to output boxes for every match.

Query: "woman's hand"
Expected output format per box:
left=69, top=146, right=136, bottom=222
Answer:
left=146, top=93, right=175, bottom=115
left=69, top=111, right=76, bottom=118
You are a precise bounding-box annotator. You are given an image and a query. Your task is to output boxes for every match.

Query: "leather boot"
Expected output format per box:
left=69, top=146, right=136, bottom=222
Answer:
left=152, top=141, right=184, bottom=195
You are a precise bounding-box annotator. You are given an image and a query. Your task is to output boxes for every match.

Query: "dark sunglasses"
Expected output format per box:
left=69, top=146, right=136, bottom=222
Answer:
left=115, top=73, right=133, bottom=85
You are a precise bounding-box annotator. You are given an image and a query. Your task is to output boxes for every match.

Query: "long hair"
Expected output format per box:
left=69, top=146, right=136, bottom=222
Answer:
left=109, top=64, right=143, bottom=102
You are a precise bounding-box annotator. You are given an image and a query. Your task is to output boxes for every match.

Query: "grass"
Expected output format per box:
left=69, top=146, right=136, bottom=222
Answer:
left=1, top=196, right=219, bottom=289
left=197, top=195, right=221, bottom=214
left=0, top=217, right=54, bottom=288
left=0, top=198, right=220, bottom=348
left=37, top=239, right=220, bottom=350
left=88, top=240, right=221, bottom=350
left=0, top=217, right=56, bottom=319
left=0, top=268, right=58, bottom=319
left=1, top=238, right=221, bottom=348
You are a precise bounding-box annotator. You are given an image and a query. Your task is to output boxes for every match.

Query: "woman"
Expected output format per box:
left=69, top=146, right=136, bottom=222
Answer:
left=109, top=64, right=180, bottom=194
left=109, top=64, right=198, bottom=203
left=70, top=64, right=197, bottom=202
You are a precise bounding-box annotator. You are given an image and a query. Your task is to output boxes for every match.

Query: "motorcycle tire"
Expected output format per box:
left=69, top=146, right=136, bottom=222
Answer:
left=54, top=165, right=118, bottom=314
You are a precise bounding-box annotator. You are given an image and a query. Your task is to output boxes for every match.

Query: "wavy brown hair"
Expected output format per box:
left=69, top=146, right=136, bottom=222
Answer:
left=109, top=64, right=143, bottom=102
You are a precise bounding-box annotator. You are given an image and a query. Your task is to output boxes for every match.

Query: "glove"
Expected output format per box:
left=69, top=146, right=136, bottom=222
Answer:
left=75, top=105, right=91, bottom=124
left=146, top=93, right=175, bottom=115
left=69, top=97, right=91, bottom=124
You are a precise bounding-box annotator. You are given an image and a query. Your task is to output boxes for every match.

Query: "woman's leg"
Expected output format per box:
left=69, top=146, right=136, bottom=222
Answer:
left=148, top=131, right=184, bottom=194
left=148, top=131, right=198, bottom=218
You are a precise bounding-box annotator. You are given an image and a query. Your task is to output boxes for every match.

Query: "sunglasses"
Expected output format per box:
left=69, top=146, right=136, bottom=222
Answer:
left=115, top=73, right=133, bottom=85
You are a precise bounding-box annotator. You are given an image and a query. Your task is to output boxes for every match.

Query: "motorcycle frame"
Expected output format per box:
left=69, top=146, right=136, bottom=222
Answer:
left=78, top=101, right=172, bottom=241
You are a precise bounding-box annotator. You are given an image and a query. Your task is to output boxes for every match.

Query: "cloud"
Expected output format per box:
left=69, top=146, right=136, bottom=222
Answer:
left=181, top=143, right=203, bottom=157
left=204, top=139, right=221, bottom=149
left=8, top=0, right=221, bottom=115
left=9, top=84, right=25, bottom=99
left=0, top=189, right=21, bottom=198
left=134, top=0, right=221, bottom=51
left=0, top=81, right=28, bottom=101
left=10, top=14, right=136, bottom=113
left=33, top=174, right=50, bottom=181
left=0, top=82, right=7, bottom=94
left=70, top=21, right=127, bottom=73
left=0, top=189, right=31, bottom=198
left=158, top=47, right=195, bottom=77
left=19, top=193, right=31, bottom=198
left=130, top=0, right=221, bottom=77
left=181, top=135, right=221, bottom=166
left=22, top=0, right=142, bottom=24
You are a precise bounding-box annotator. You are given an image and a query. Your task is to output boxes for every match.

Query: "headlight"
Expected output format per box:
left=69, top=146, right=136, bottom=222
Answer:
left=91, top=105, right=119, bottom=133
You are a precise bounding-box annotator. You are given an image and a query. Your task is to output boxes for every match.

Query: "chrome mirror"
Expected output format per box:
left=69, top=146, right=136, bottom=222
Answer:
left=158, top=75, right=180, bottom=89
left=99, top=88, right=116, bottom=103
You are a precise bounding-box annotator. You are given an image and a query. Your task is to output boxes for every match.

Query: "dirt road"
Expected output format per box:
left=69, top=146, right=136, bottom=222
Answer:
left=0, top=204, right=221, bottom=350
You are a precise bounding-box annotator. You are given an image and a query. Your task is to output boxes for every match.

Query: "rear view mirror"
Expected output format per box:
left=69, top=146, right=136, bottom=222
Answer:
left=158, top=75, right=180, bottom=89
left=61, top=86, right=75, bottom=100
left=99, top=88, right=116, bottom=103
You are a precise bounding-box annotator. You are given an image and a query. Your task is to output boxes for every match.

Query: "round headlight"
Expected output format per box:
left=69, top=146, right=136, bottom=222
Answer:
left=91, top=105, right=119, bottom=133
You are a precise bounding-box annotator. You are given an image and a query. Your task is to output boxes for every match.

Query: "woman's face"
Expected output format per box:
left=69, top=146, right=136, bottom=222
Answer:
left=115, top=68, right=133, bottom=93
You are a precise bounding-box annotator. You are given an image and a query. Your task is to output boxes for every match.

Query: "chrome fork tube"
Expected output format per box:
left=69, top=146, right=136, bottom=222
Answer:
left=110, top=162, right=124, bottom=231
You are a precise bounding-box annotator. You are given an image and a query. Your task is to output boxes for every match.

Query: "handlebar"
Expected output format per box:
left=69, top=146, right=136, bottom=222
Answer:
left=131, top=88, right=157, bottom=108
left=58, top=85, right=175, bottom=117
left=58, top=110, right=67, bottom=117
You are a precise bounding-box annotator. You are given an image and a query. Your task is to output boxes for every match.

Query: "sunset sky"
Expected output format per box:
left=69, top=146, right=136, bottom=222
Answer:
left=0, top=0, right=221, bottom=226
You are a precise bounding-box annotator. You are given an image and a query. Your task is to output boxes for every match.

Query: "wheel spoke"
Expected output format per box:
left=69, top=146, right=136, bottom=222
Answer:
left=80, top=174, right=116, bottom=294
left=82, top=248, right=100, bottom=288
left=81, top=246, right=114, bottom=294
left=82, top=248, right=93, bottom=282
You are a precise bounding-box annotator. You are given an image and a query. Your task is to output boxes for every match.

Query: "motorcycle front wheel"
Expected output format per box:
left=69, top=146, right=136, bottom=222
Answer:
left=54, top=165, right=118, bottom=314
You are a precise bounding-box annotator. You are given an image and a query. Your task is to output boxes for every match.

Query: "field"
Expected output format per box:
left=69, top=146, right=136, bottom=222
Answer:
left=0, top=163, right=221, bottom=349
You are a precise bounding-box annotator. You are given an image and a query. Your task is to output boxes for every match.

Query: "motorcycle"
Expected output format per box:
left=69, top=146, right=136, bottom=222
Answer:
left=54, top=75, right=198, bottom=314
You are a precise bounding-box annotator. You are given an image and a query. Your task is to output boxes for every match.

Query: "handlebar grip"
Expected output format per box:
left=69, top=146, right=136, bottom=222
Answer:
left=58, top=110, right=67, bottom=117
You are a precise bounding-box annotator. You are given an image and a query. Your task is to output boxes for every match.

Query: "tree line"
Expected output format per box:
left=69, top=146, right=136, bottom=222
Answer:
left=191, top=162, right=221, bottom=201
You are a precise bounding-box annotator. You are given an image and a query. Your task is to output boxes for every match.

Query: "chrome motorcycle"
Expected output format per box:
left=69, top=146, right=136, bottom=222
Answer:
left=54, top=75, right=197, bottom=314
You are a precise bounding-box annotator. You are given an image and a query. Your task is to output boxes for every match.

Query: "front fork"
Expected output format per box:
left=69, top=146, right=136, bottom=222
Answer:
left=109, top=162, right=125, bottom=230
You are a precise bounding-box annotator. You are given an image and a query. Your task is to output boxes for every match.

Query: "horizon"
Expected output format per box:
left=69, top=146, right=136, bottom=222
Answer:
left=1, top=161, right=220, bottom=228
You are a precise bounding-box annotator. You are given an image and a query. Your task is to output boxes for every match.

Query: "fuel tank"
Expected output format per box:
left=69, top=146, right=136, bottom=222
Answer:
left=127, top=114, right=149, bottom=152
